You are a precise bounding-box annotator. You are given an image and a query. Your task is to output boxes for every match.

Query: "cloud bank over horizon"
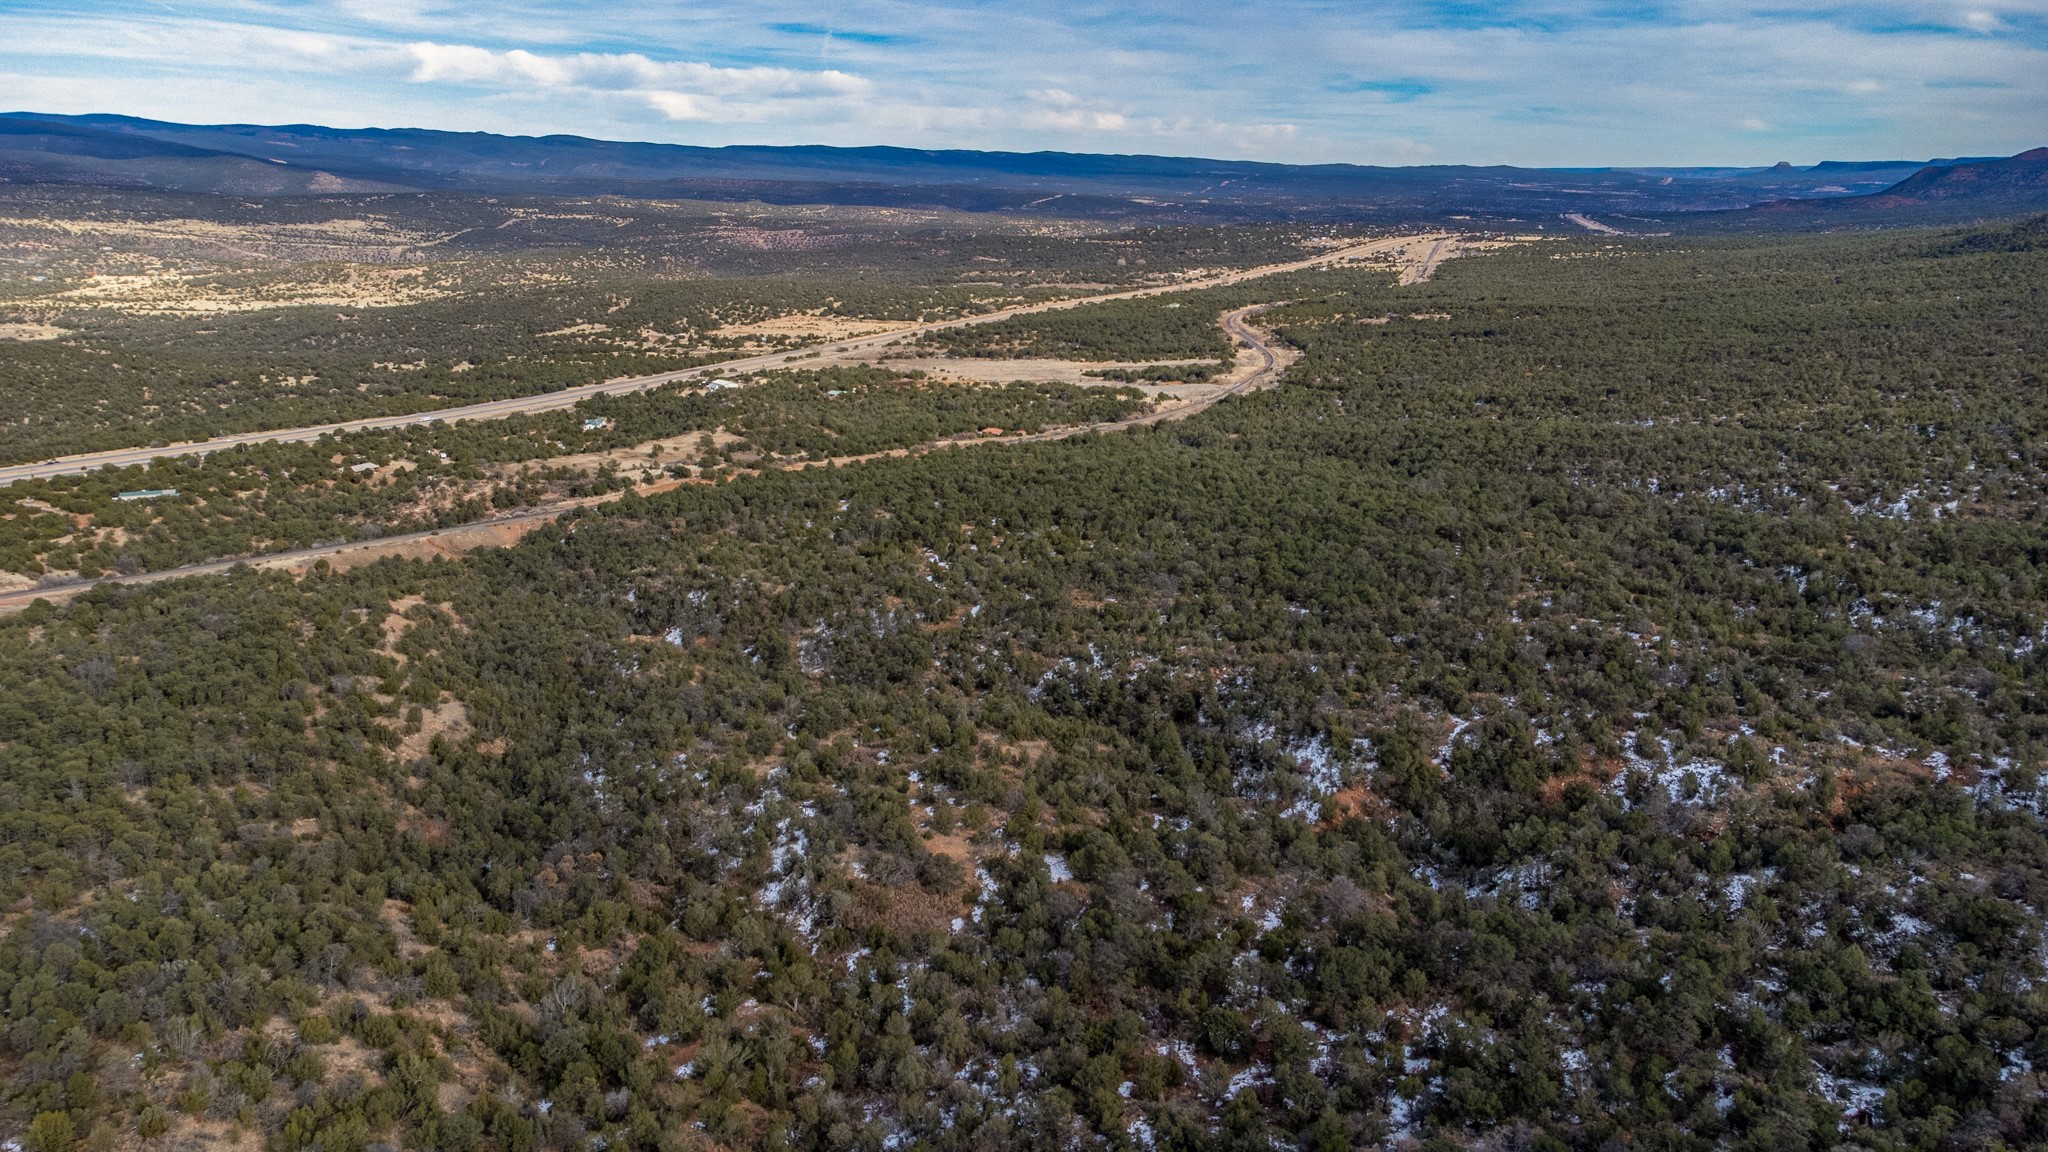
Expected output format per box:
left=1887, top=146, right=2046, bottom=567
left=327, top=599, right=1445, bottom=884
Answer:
left=1, top=0, right=2043, bottom=167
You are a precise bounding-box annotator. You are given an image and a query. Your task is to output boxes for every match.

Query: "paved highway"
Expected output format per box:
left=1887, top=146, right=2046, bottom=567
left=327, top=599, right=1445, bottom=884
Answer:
left=0, top=234, right=1437, bottom=487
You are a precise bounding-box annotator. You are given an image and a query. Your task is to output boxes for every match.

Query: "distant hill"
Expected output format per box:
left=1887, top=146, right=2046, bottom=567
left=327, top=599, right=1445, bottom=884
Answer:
left=1878, top=147, right=2048, bottom=203
left=1922, top=212, right=2048, bottom=254
left=0, top=115, right=414, bottom=195
left=1808, top=157, right=2000, bottom=174
left=0, top=111, right=2040, bottom=228
left=1653, top=150, right=2048, bottom=232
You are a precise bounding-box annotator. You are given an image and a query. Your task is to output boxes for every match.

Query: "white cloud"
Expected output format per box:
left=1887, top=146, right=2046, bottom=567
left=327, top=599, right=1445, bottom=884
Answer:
left=406, top=42, right=564, bottom=85
left=329, top=0, right=462, bottom=31
left=641, top=91, right=714, bottom=121
left=404, top=43, right=867, bottom=98
left=0, top=1, right=2040, bottom=163
left=401, top=41, right=872, bottom=122
left=1021, top=90, right=1126, bottom=133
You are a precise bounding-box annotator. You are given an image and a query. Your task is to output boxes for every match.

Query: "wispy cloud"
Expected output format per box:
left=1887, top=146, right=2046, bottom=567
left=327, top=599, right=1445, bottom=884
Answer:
left=402, top=42, right=871, bottom=122
left=0, top=0, right=2040, bottom=163
left=767, top=22, right=914, bottom=45
left=1327, top=78, right=1436, bottom=102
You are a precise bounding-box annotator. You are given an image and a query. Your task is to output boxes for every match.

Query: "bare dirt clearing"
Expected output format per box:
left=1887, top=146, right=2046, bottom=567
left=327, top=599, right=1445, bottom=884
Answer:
left=841, top=301, right=1292, bottom=407
left=0, top=213, right=459, bottom=262
left=862, top=356, right=1223, bottom=386
left=506, top=429, right=743, bottom=479
left=715, top=312, right=921, bottom=341
left=53, top=263, right=452, bottom=314
left=399, top=698, right=472, bottom=761
left=0, top=322, right=69, bottom=340
left=1336, top=233, right=1536, bottom=284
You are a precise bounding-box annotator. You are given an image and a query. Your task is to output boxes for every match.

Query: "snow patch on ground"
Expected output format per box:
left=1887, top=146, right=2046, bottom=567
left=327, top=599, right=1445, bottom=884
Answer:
left=1610, top=730, right=1731, bottom=807
left=1812, top=1060, right=1886, bottom=1130
left=1225, top=1063, right=1271, bottom=1099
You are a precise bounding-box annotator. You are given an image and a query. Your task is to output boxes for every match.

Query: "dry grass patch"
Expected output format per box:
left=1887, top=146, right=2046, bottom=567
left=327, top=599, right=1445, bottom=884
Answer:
left=0, top=322, right=69, bottom=340
left=398, top=698, right=471, bottom=762
left=52, top=263, right=452, bottom=314
left=716, top=312, right=918, bottom=341
left=853, top=877, right=973, bottom=938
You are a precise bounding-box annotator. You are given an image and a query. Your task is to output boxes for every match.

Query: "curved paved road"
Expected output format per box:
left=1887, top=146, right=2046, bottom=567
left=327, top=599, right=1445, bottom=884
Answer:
left=0, top=234, right=1437, bottom=486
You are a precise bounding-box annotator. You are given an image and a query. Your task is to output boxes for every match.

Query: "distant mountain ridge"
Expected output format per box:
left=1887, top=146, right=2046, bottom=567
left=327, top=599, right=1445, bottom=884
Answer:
left=1656, top=148, right=2048, bottom=232
left=0, top=115, right=416, bottom=195
left=0, top=111, right=2041, bottom=227
left=1879, top=147, right=2048, bottom=201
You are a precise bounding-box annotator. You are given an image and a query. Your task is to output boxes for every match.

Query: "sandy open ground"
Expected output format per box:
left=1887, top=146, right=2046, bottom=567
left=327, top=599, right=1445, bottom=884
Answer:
left=715, top=313, right=922, bottom=341
left=865, top=356, right=1222, bottom=386
left=52, top=263, right=451, bottom=314
left=0, top=322, right=68, bottom=340
left=0, top=213, right=455, bottom=262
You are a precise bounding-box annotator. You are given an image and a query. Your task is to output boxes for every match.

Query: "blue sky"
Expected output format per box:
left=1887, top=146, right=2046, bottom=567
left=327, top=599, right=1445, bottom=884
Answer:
left=1, top=1, right=2042, bottom=165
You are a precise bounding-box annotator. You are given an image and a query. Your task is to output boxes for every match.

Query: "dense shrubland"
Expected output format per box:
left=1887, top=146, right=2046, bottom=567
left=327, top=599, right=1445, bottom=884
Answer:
left=918, top=295, right=1241, bottom=363
left=0, top=220, right=2043, bottom=1152
left=0, top=368, right=1147, bottom=578
left=0, top=190, right=1322, bottom=464
left=0, top=278, right=1001, bottom=465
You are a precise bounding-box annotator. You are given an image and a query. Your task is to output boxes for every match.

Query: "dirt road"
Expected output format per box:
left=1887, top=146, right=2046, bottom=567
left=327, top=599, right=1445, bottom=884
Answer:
left=0, top=505, right=575, bottom=613
left=971, top=304, right=1285, bottom=443
left=0, top=234, right=1444, bottom=487
left=1564, top=213, right=1623, bottom=235
left=0, top=305, right=1299, bottom=613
